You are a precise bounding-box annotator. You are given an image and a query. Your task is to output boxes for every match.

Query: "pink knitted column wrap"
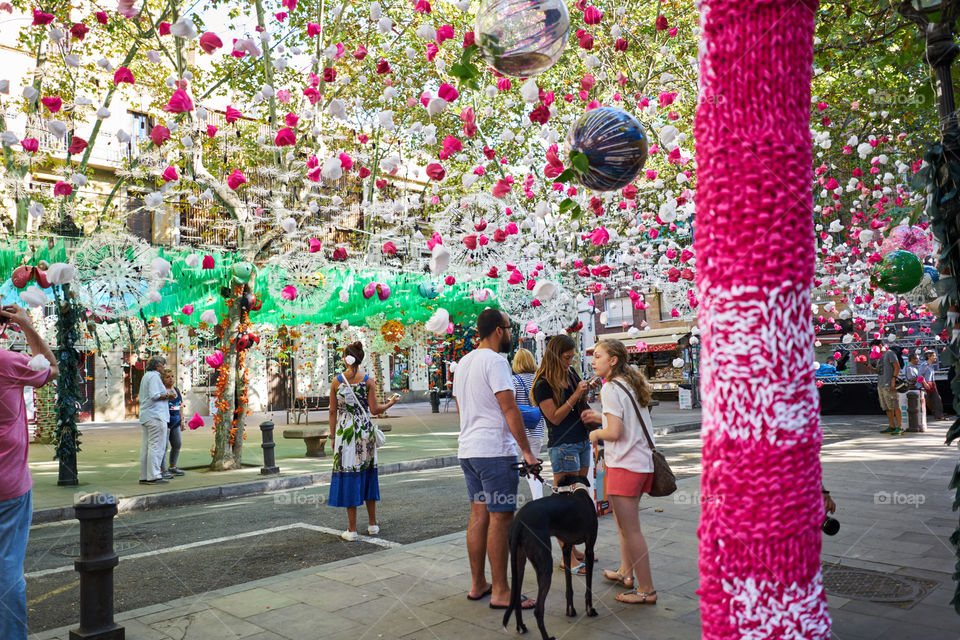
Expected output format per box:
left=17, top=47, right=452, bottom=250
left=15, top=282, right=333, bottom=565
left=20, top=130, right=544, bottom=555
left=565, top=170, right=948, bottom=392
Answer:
left=694, top=1, right=830, bottom=639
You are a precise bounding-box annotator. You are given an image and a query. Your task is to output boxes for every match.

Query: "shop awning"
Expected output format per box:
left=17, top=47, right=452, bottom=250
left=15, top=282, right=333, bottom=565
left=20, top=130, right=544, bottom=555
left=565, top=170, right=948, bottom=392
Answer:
left=586, top=329, right=690, bottom=355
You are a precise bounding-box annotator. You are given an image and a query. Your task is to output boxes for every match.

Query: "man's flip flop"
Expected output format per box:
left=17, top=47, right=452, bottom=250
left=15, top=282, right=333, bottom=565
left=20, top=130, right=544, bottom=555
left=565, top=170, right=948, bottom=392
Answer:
left=490, top=595, right=536, bottom=610
left=466, top=586, right=492, bottom=601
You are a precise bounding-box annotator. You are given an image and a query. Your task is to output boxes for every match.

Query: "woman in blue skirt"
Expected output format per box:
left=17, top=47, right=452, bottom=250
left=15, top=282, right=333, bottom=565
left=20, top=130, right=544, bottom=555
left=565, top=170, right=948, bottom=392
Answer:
left=328, top=341, right=398, bottom=540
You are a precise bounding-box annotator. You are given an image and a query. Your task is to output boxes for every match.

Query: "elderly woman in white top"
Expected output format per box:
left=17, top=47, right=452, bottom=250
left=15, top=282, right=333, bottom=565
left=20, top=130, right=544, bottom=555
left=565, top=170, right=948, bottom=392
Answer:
left=586, top=339, right=658, bottom=605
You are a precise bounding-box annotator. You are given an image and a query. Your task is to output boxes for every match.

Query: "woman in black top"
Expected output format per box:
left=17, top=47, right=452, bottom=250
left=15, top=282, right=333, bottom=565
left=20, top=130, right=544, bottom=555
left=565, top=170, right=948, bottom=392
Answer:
left=533, top=335, right=595, bottom=571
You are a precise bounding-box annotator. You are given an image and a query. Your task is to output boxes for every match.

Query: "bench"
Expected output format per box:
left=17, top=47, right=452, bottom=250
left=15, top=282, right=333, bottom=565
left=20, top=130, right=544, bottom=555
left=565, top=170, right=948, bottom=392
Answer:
left=286, top=396, right=330, bottom=425
left=283, top=424, right=393, bottom=458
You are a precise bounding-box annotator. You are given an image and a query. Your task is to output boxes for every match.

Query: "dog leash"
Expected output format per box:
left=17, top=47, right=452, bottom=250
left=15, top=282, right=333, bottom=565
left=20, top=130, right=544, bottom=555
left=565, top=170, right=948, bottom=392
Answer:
left=511, top=459, right=546, bottom=485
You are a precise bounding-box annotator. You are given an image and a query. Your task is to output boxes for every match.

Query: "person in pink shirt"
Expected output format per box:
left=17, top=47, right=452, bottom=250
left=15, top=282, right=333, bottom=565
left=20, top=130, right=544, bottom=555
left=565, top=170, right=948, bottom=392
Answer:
left=0, top=304, right=58, bottom=640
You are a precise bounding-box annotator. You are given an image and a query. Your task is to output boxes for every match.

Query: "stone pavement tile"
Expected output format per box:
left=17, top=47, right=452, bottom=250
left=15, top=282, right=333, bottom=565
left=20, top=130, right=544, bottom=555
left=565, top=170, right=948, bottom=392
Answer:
left=115, top=619, right=178, bottom=640
left=384, top=552, right=468, bottom=580
left=244, top=633, right=288, bottom=640
left=334, top=594, right=451, bottom=636
left=245, top=603, right=355, bottom=638
left=830, top=607, right=910, bottom=640
left=266, top=579, right=377, bottom=612
left=137, top=602, right=211, bottom=625
left=315, top=560, right=402, bottom=586
left=398, top=618, right=509, bottom=640
left=206, top=587, right=300, bottom=618
left=116, top=603, right=174, bottom=621
left=403, top=541, right=467, bottom=561
left=369, top=572, right=470, bottom=607
left=589, top=601, right=701, bottom=639
left=874, top=621, right=960, bottom=640
left=149, top=608, right=265, bottom=640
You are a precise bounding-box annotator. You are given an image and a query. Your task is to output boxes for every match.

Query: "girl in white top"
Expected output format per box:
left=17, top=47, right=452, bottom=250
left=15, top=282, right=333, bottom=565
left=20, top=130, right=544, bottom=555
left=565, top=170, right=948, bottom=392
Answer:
left=587, top=339, right=658, bottom=605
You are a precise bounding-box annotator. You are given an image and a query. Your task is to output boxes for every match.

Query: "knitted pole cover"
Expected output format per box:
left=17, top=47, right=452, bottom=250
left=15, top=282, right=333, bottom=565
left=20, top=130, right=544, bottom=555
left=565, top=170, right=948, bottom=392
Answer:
left=695, top=1, right=830, bottom=638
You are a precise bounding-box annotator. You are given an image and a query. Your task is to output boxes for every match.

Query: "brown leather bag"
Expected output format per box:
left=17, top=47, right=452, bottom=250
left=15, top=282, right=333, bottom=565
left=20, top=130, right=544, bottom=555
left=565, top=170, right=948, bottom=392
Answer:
left=611, top=380, right=677, bottom=497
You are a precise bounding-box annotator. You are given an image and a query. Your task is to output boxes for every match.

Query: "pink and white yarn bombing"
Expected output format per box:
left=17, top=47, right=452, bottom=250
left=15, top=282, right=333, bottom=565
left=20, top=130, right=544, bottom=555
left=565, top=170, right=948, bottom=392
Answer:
left=695, top=1, right=830, bottom=638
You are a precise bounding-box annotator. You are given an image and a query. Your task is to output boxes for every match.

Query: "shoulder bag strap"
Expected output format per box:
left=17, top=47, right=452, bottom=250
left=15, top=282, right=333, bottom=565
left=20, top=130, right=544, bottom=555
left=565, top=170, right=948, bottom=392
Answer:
left=611, top=379, right=656, bottom=452
left=515, top=374, right=530, bottom=396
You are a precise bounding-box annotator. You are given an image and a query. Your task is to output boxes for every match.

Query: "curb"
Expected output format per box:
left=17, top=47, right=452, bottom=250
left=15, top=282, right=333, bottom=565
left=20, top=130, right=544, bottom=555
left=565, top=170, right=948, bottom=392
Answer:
left=31, top=421, right=700, bottom=525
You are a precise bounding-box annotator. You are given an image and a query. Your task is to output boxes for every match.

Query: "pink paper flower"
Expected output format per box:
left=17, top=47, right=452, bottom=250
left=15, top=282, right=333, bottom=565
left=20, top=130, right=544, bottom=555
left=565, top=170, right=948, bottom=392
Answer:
left=463, top=234, right=478, bottom=250
left=181, top=304, right=194, bottom=315
left=205, top=350, right=224, bottom=369
left=162, top=166, right=179, bottom=182
left=436, top=24, right=454, bottom=43
left=376, top=59, right=391, bottom=74
left=67, top=136, right=88, bottom=154
left=425, top=163, right=446, bottom=181
left=70, top=23, right=89, bottom=40
left=188, top=413, right=204, bottom=430
left=53, top=181, right=73, bottom=196
left=202, top=255, right=215, bottom=269
left=438, top=135, right=462, bottom=160
left=158, top=22, right=171, bottom=36
left=164, top=88, right=193, bottom=113
left=275, top=127, right=296, bottom=146
left=445, top=275, right=456, bottom=285
left=227, top=170, right=247, bottom=190
left=308, top=238, right=322, bottom=253
left=583, top=6, right=603, bottom=24
left=504, top=222, right=519, bottom=235
left=41, top=96, right=62, bottom=113
left=113, top=67, right=135, bottom=85
left=307, top=22, right=321, bottom=37
left=354, top=44, right=367, bottom=60
left=281, top=285, right=298, bottom=300
left=492, top=179, right=511, bottom=198
left=21, top=138, right=38, bottom=153
left=32, top=9, right=54, bottom=25
left=589, top=227, right=610, bottom=245
left=225, top=105, right=242, bottom=123
left=382, top=241, right=397, bottom=255
left=149, top=125, right=171, bottom=146
left=199, top=32, right=223, bottom=54
left=206, top=124, right=218, bottom=138
left=339, top=152, right=353, bottom=170
left=96, top=11, right=108, bottom=24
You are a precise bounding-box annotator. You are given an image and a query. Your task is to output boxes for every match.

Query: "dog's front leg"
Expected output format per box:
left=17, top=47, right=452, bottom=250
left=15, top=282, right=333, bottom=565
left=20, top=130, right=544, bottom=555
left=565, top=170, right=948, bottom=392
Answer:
left=560, top=543, right=576, bottom=617
left=583, top=544, right=597, bottom=617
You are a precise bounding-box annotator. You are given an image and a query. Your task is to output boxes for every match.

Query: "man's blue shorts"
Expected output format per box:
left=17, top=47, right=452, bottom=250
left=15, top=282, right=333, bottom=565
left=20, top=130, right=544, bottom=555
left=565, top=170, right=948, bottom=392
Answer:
left=549, top=440, right=592, bottom=473
left=459, top=456, right=520, bottom=512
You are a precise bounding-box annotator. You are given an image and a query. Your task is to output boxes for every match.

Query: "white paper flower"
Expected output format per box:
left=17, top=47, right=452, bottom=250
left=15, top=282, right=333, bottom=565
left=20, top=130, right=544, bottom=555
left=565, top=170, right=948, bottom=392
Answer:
left=425, top=308, right=450, bottom=334
left=151, top=257, right=172, bottom=279
left=321, top=157, right=343, bottom=181
left=520, top=77, right=539, bottom=104
left=200, top=309, right=217, bottom=325
left=184, top=254, right=200, bottom=268
left=144, top=192, right=164, bottom=208
left=46, top=263, right=75, bottom=285
left=429, top=244, right=450, bottom=275
left=46, top=120, right=67, bottom=139
left=377, top=110, right=396, bottom=132
left=426, top=97, right=448, bottom=116
left=27, top=354, right=51, bottom=371
left=327, top=98, right=347, bottom=120
left=416, top=24, right=436, bottom=40
left=532, top=280, right=557, bottom=301
left=20, top=286, right=47, bottom=308
left=22, top=86, right=38, bottom=102
left=0, top=131, right=18, bottom=146
left=96, top=106, right=111, bottom=119
left=281, top=217, right=298, bottom=234
left=117, top=129, right=131, bottom=143
left=64, top=54, right=80, bottom=68
left=170, top=17, right=197, bottom=38
left=28, top=202, right=44, bottom=219
left=145, top=290, right=162, bottom=303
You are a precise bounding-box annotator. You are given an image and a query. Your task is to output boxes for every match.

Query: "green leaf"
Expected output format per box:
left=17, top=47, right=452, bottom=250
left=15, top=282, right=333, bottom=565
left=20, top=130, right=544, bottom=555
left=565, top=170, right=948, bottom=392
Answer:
left=554, top=168, right=576, bottom=184
left=570, top=150, right=590, bottom=175
left=559, top=198, right=582, bottom=219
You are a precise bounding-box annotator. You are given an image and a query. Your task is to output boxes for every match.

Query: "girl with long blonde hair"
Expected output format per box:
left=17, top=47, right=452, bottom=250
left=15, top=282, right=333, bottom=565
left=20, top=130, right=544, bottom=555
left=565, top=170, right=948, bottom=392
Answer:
left=588, top=339, right=657, bottom=604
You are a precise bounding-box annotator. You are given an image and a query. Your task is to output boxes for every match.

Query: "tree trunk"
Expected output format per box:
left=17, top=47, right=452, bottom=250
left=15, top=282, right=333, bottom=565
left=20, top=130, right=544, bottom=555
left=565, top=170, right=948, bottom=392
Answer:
left=210, top=290, right=243, bottom=470
left=695, top=1, right=829, bottom=639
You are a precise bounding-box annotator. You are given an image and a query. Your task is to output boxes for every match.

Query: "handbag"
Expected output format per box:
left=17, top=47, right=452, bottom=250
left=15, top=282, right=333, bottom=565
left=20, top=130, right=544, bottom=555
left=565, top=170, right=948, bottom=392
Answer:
left=894, top=378, right=910, bottom=393
left=514, top=375, right=542, bottom=429
left=339, top=374, right=386, bottom=448
left=611, top=380, right=677, bottom=497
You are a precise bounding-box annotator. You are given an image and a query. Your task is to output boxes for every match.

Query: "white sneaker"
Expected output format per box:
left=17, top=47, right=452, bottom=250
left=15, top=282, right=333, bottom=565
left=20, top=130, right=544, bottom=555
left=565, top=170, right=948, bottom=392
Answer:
left=367, top=525, right=380, bottom=535
left=341, top=530, right=358, bottom=541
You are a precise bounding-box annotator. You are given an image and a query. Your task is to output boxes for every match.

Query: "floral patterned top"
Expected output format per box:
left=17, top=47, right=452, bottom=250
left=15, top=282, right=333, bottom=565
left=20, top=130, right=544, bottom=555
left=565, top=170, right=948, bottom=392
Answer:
left=332, top=374, right=377, bottom=473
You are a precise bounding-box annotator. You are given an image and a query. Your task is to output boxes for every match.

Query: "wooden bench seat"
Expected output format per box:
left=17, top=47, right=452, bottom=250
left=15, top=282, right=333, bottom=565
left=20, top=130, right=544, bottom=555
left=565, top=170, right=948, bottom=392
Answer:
left=283, top=424, right=393, bottom=458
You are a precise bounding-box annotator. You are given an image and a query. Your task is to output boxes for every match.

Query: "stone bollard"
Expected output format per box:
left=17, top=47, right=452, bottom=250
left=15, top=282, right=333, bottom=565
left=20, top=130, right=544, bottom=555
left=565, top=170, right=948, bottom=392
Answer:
left=260, top=421, right=280, bottom=475
left=71, top=493, right=124, bottom=640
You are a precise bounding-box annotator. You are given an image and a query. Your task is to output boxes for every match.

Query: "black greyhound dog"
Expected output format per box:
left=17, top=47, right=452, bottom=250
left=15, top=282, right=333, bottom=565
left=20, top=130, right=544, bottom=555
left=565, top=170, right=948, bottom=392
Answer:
left=503, top=474, right=598, bottom=640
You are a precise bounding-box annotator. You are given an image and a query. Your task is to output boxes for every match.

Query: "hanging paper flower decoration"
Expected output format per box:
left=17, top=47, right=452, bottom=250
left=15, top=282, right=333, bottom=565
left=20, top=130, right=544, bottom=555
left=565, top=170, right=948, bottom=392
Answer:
left=188, top=413, right=204, bottom=430
left=227, top=170, right=247, bottom=190
left=281, top=285, right=298, bottom=300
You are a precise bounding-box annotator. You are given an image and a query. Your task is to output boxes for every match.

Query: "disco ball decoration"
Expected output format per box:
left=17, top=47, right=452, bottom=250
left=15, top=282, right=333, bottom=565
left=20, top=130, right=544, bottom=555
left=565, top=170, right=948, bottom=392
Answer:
left=566, top=107, right=648, bottom=192
left=475, top=0, right=569, bottom=77
left=879, top=225, right=934, bottom=259
left=870, top=249, right=923, bottom=294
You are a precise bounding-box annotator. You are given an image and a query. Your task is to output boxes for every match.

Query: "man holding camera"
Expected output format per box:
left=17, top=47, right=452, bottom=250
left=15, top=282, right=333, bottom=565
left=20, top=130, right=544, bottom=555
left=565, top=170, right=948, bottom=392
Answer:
left=0, top=304, right=58, bottom=640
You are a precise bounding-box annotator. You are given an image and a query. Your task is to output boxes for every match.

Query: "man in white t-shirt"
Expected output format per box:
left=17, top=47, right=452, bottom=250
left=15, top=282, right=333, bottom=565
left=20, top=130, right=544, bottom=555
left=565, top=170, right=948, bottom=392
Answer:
left=454, top=308, right=537, bottom=609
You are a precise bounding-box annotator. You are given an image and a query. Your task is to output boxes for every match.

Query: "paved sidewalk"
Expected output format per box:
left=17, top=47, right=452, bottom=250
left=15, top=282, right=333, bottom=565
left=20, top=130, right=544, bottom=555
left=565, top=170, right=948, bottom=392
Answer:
left=32, top=422, right=959, bottom=640
left=29, top=401, right=702, bottom=521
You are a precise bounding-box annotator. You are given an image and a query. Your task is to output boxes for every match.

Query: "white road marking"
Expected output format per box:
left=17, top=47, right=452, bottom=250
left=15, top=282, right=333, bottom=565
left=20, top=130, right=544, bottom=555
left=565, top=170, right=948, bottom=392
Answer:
left=25, top=522, right=400, bottom=579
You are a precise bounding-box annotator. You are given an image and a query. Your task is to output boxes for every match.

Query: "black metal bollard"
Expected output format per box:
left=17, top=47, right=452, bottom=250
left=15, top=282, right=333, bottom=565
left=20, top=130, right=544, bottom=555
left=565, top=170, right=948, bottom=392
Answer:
left=429, top=389, right=440, bottom=413
left=71, top=493, right=124, bottom=640
left=260, top=421, right=280, bottom=475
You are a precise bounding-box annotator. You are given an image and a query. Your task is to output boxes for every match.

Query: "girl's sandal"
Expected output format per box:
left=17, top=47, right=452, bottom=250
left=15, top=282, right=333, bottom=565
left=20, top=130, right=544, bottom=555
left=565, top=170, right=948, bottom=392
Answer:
left=602, top=569, right=635, bottom=589
left=616, top=589, right=657, bottom=605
